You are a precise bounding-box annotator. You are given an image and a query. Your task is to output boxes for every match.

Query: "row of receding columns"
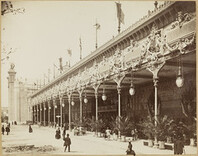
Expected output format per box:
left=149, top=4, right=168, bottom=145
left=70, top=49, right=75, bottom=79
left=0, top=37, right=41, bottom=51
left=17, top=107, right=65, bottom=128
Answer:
left=32, top=63, right=163, bottom=141
left=32, top=74, right=126, bottom=134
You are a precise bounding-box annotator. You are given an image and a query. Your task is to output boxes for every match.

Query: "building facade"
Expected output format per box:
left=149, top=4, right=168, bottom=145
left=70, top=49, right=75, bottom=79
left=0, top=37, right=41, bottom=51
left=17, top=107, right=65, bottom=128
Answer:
left=7, top=64, right=36, bottom=123
left=30, top=1, right=196, bottom=135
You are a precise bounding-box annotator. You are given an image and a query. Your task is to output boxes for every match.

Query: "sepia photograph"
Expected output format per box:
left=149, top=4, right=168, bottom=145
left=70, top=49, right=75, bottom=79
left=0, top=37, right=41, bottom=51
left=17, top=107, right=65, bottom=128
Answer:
left=1, top=1, right=197, bottom=155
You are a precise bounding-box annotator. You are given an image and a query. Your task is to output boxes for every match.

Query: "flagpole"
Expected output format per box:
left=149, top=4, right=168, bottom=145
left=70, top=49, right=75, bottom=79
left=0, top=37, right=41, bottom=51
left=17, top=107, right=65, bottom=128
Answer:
left=43, top=74, right=45, bottom=85
left=53, top=64, right=56, bottom=79
left=80, top=37, right=82, bottom=60
left=118, top=17, right=121, bottom=34
left=95, top=19, right=98, bottom=49
left=48, top=68, right=50, bottom=82
left=118, top=1, right=121, bottom=34
left=36, top=80, right=38, bottom=89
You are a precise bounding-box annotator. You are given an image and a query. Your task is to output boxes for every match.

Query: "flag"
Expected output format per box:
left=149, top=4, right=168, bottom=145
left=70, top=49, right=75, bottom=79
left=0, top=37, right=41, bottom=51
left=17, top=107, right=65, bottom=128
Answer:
left=67, top=49, right=72, bottom=57
left=94, top=23, right=100, bottom=30
left=116, top=2, right=125, bottom=24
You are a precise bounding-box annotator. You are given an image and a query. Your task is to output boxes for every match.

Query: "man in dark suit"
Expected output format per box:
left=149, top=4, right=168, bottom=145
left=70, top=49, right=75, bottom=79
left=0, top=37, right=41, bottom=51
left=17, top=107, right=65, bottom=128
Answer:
left=63, top=134, right=71, bottom=152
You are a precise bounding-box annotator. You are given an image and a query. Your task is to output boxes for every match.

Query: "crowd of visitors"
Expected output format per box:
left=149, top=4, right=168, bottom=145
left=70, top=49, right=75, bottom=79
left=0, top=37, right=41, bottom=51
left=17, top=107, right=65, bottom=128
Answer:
left=1, top=121, right=193, bottom=155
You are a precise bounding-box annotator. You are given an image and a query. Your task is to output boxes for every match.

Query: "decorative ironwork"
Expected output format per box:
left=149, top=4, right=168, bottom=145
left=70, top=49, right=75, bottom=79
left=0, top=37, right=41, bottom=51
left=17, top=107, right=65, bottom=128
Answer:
left=166, top=34, right=196, bottom=54
left=171, top=11, right=195, bottom=29
left=31, top=9, right=196, bottom=102
left=141, top=24, right=166, bottom=72
left=110, top=46, right=125, bottom=74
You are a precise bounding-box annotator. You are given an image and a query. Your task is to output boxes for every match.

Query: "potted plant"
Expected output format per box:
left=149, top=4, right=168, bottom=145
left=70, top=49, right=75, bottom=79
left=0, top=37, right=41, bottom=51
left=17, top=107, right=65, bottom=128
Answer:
left=167, top=119, right=189, bottom=146
left=139, top=116, right=155, bottom=147
left=188, top=120, right=196, bottom=146
left=96, top=119, right=106, bottom=137
left=155, top=115, right=173, bottom=149
left=111, top=116, right=133, bottom=142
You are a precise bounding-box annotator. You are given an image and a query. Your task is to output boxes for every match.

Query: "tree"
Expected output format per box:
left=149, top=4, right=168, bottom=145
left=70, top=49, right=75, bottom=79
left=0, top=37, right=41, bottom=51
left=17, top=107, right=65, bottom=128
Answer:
left=1, top=1, right=25, bottom=16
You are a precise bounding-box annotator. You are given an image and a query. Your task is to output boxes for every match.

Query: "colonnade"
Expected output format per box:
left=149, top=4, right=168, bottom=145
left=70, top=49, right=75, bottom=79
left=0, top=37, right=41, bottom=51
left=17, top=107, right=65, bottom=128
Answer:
left=31, top=64, right=164, bottom=138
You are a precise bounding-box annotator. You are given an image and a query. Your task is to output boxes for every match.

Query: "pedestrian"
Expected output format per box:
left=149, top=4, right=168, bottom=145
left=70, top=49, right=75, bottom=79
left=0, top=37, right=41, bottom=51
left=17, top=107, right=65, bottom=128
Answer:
left=63, top=134, right=71, bottom=152
left=174, top=136, right=185, bottom=155
left=134, top=128, right=138, bottom=140
left=105, top=127, right=111, bottom=140
left=55, top=127, right=61, bottom=139
left=29, top=125, right=33, bottom=133
left=2, top=125, right=5, bottom=135
left=131, top=129, right=135, bottom=141
left=62, top=127, right=66, bottom=139
left=5, top=125, right=10, bottom=135
left=126, top=141, right=136, bottom=156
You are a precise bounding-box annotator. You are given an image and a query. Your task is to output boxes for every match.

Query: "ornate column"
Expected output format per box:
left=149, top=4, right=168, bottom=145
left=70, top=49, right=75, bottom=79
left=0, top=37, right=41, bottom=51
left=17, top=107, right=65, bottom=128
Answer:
left=40, top=103, right=42, bottom=124
left=113, top=73, right=125, bottom=138
left=147, top=62, right=165, bottom=147
left=78, top=89, right=83, bottom=123
left=59, top=95, right=63, bottom=127
left=44, top=102, right=46, bottom=126
left=113, top=74, right=125, bottom=118
left=48, top=100, right=51, bottom=126
left=36, top=105, right=39, bottom=124
left=32, top=106, right=34, bottom=123
left=53, top=98, right=56, bottom=127
left=117, top=87, right=121, bottom=118
left=93, top=84, right=100, bottom=121
left=67, top=92, right=72, bottom=131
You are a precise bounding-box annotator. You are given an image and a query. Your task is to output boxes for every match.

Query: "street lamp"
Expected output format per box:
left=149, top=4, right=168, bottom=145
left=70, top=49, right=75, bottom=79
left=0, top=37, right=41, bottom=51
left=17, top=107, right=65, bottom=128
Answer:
left=129, top=83, right=135, bottom=96
left=102, top=81, right=107, bottom=101
left=49, top=106, right=51, bottom=110
left=129, top=71, right=135, bottom=96
left=71, top=101, right=75, bottom=106
left=62, top=103, right=65, bottom=107
left=84, top=92, right=88, bottom=104
left=56, top=115, right=61, bottom=127
left=176, top=55, right=184, bottom=88
left=55, top=105, right=57, bottom=109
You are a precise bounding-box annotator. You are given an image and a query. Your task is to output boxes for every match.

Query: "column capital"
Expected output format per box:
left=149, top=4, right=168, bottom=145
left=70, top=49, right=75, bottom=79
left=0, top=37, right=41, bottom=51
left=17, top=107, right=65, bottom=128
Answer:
left=92, top=83, right=100, bottom=93
left=113, top=73, right=125, bottom=88
left=59, top=94, right=64, bottom=100
left=147, top=62, right=165, bottom=79
left=153, top=77, right=159, bottom=87
left=95, top=91, right=98, bottom=98
left=67, top=92, right=72, bottom=99
left=52, top=98, right=56, bottom=107
left=117, top=87, right=121, bottom=94
left=78, top=88, right=84, bottom=98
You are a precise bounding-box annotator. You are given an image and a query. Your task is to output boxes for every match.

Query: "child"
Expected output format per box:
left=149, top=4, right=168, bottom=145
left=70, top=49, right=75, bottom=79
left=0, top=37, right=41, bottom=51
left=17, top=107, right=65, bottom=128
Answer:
left=63, top=134, right=71, bottom=152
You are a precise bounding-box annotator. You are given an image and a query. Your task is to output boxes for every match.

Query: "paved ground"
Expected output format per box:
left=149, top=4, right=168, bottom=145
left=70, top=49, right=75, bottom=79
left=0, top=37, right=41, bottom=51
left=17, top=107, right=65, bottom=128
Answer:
left=1, top=124, right=197, bottom=155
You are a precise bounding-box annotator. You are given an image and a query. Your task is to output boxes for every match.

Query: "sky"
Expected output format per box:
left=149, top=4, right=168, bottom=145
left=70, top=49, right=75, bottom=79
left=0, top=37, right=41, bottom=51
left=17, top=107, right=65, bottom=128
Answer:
left=1, top=1, right=164, bottom=107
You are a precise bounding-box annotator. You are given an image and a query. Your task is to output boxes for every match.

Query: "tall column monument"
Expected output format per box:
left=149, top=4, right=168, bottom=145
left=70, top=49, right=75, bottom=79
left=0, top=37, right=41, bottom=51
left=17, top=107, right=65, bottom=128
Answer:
left=7, top=63, right=16, bottom=122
